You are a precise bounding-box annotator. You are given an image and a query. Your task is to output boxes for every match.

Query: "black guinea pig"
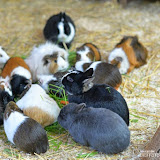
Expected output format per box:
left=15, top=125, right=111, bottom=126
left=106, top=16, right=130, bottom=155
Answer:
left=3, top=101, right=49, bottom=154
left=62, top=68, right=129, bottom=126
left=58, top=103, right=130, bottom=154
left=43, top=12, right=76, bottom=49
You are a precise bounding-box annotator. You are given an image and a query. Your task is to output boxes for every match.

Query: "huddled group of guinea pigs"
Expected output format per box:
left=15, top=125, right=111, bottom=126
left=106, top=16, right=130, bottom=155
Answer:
left=0, top=12, right=148, bottom=155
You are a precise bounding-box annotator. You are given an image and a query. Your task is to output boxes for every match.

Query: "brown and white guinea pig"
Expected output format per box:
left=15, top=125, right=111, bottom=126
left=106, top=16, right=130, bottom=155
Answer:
left=0, top=46, right=10, bottom=68
left=16, top=84, right=60, bottom=127
left=75, top=61, right=122, bottom=90
left=37, top=71, right=68, bottom=97
left=4, top=101, right=49, bottom=154
left=108, top=36, right=148, bottom=74
left=25, top=41, right=69, bottom=82
left=1, top=57, right=32, bottom=97
left=76, top=43, right=101, bottom=62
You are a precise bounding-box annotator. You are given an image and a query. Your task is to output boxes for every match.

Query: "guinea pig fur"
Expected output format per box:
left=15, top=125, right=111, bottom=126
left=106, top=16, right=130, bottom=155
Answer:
left=0, top=88, right=14, bottom=125
left=62, top=68, right=129, bottom=126
left=16, top=84, right=60, bottom=127
left=75, top=61, right=122, bottom=90
left=108, top=36, right=148, bottom=74
left=0, top=46, right=10, bottom=68
left=4, top=101, right=49, bottom=154
left=43, top=12, right=76, bottom=49
left=58, top=103, right=130, bottom=154
left=25, top=41, right=69, bottom=82
left=76, top=43, right=101, bottom=62
left=1, top=57, right=32, bottom=97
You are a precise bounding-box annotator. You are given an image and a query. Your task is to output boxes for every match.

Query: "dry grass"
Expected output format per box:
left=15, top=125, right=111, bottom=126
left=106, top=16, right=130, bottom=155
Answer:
left=0, top=0, right=160, bottom=159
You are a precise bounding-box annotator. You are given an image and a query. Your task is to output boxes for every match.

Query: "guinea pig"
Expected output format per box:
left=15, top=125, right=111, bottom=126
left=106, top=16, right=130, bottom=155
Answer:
left=76, top=43, right=101, bottom=62
left=0, top=88, right=14, bottom=125
left=0, top=46, right=10, bottom=68
left=4, top=101, right=49, bottom=154
left=62, top=68, right=129, bottom=126
left=75, top=61, right=122, bottom=90
left=108, top=36, right=148, bottom=74
left=1, top=57, right=32, bottom=97
left=43, top=12, right=76, bottom=49
left=58, top=103, right=130, bottom=154
left=16, top=84, right=60, bottom=127
left=37, top=71, right=68, bottom=98
left=25, top=42, right=69, bottom=82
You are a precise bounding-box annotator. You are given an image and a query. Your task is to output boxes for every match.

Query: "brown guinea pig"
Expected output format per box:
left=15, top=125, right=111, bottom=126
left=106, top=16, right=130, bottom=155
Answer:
left=75, top=61, right=122, bottom=90
left=76, top=43, right=101, bottom=62
left=108, top=36, right=148, bottom=74
left=3, top=101, right=49, bottom=154
left=1, top=57, right=32, bottom=97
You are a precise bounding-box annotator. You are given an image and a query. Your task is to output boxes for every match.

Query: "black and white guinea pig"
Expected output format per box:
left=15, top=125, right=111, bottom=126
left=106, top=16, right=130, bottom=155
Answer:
left=16, top=84, right=60, bottom=127
left=62, top=68, right=129, bottom=126
left=25, top=42, right=69, bottom=82
left=37, top=71, right=68, bottom=98
left=108, top=36, right=148, bottom=74
left=4, top=101, right=49, bottom=154
left=58, top=103, right=130, bottom=154
left=0, top=46, right=10, bottom=68
left=75, top=61, right=122, bottom=90
left=1, top=57, right=32, bottom=97
left=76, top=43, right=101, bottom=62
left=43, top=12, right=76, bottom=49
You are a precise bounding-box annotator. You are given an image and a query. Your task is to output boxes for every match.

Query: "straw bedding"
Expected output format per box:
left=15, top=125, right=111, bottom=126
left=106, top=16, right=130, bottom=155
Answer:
left=0, top=0, right=159, bottom=159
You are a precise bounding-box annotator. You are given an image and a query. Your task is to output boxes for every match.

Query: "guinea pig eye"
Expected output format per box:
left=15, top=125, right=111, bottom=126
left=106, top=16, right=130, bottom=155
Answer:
left=0, top=54, right=2, bottom=57
left=67, top=76, right=73, bottom=82
left=54, top=59, right=57, bottom=63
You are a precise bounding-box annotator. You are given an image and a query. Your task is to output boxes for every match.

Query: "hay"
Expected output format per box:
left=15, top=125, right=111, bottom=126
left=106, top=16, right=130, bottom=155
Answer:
left=0, top=0, right=160, bottom=159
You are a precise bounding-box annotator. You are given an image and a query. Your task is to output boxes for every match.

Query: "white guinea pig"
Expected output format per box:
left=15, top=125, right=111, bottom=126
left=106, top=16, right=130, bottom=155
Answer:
left=16, top=84, right=61, bottom=127
left=0, top=46, right=10, bottom=68
left=25, top=42, right=69, bottom=82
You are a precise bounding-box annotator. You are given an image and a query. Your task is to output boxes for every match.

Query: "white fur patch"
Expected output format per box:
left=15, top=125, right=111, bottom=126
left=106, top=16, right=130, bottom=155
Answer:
left=77, top=46, right=91, bottom=62
left=108, top=48, right=130, bottom=74
left=11, top=66, right=31, bottom=80
left=88, top=61, right=101, bottom=71
left=75, top=61, right=87, bottom=72
left=57, top=56, right=69, bottom=71
left=0, top=46, right=10, bottom=68
left=25, top=42, right=69, bottom=82
left=37, top=74, right=57, bottom=92
left=4, top=111, right=28, bottom=144
left=16, top=84, right=60, bottom=122
left=65, top=23, right=75, bottom=43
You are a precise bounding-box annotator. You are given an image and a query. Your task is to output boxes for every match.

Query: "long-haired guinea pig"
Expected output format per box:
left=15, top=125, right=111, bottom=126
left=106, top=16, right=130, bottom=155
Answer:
left=37, top=71, right=68, bottom=98
left=0, top=46, right=10, bottom=68
left=108, top=36, right=148, bottom=74
left=4, top=101, right=49, bottom=154
left=76, top=43, right=101, bottom=62
left=43, top=12, right=76, bottom=49
left=1, top=57, right=32, bottom=97
left=25, top=41, right=69, bottom=82
left=75, top=61, right=122, bottom=90
left=0, top=88, right=14, bottom=125
left=58, top=103, right=130, bottom=154
left=62, top=68, right=129, bottom=126
left=16, top=84, right=60, bottom=127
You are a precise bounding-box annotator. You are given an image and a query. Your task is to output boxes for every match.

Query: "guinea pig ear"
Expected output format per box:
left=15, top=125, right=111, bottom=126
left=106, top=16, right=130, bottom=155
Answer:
left=83, top=68, right=94, bottom=78
left=82, top=77, right=94, bottom=93
left=75, top=103, right=86, bottom=113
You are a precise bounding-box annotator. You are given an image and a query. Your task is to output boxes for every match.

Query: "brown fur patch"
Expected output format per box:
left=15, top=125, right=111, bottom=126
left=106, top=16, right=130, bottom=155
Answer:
left=49, top=61, right=58, bottom=74
left=23, top=107, right=55, bottom=127
left=1, top=57, right=31, bottom=78
left=110, top=59, right=121, bottom=68
left=85, top=43, right=101, bottom=61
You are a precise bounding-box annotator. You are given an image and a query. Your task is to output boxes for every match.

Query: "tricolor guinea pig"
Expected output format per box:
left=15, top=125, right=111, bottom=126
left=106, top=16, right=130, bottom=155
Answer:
left=1, top=57, right=32, bottom=97
left=75, top=61, right=122, bottom=90
left=62, top=68, right=129, bottom=126
left=37, top=71, right=68, bottom=98
left=108, top=36, right=148, bottom=74
left=4, top=101, right=49, bottom=154
left=43, top=12, right=76, bottom=49
left=16, top=84, right=60, bottom=127
left=25, top=42, right=69, bottom=82
left=0, top=46, right=10, bottom=68
left=58, top=103, right=130, bottom=154
left=76, top=43, right=101, bottom=62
